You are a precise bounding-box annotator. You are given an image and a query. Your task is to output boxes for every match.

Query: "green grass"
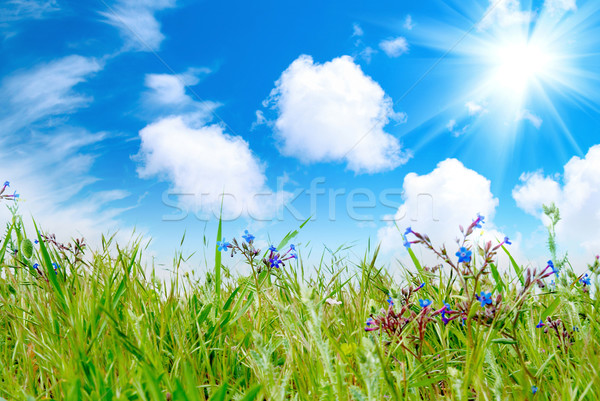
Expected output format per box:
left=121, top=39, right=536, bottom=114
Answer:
left=1, top=205, right=599, bottom=400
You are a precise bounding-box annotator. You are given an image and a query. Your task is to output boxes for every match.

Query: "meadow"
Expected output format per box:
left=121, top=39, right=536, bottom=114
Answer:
left=0, top=183, right=599, bottom=400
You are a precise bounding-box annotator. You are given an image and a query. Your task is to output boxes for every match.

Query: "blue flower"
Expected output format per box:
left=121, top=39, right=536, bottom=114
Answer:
left=387, top=294, right=394, bottom=305
left=3, top=181, right=8, bottom=187
left=419, top=299, right=432, bottom=308
left=536, top=320, right=545, bottom=328
left=548, top=260, right=559, bottom=276
left=289, top=252, right=298, bottom=259
left=217, top=239, right=231, bottom=252
left=366, top=317, right=374, bottom=326
left=268, top=245, right=277, bottom=253
left=417, top=282, right=425, bottom=290
left=242, top=230, right=255, bottom=243
left=404, top=227, right=413, bottom=236
left=580, top=274, right=591, bottom=286
left=33, top=263, right=40, bottom=271
left=403, top=238, right=411, bottom=249
left=478, top=291, right=492, bottom=307
left=503, top=236, right=512, bottom=245
left=269, top=256, right=282, bottom=269
left=289, top=244, right=296, bottom=251
left=474, top=214, right=485, bottom=228
left=532, top=386, right=538, bottom=395
left=456, top=247, right=472, bottom=263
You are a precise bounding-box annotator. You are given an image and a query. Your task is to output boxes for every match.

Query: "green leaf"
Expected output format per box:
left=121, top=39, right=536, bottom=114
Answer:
left=502, top=245, right=524, bottom=285
left=541, top=297, right=561, bottom=321
left=491, top=338, right=517, bottom=345
left=276, top=216, right=310, bottom=251
left=239, top=384, right=262, bottom=401
left=208, top=383, right=228, bottom=401
left=215, top=208, right=223, bottom=305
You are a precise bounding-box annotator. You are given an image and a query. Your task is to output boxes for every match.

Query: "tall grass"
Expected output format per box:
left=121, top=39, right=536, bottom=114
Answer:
left=0, top=199, right=599, bottom=400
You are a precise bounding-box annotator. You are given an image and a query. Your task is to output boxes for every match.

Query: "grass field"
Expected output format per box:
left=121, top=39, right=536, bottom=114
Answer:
left=1, top=193, right=599, bottom=400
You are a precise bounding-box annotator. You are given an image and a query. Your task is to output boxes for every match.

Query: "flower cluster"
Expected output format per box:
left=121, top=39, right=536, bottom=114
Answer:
left=217, top=230, right=298, bottom=274
left=538, top=317, right=576, bottom=351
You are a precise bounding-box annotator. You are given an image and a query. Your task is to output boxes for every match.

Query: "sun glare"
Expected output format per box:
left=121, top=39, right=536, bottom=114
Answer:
left=495, top=42, right=551, bottom=92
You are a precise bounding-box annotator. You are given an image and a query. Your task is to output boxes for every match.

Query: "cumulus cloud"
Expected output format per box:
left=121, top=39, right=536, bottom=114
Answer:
left=137, top=71, right=288, bottom=219
left=0, top=55, right=102, bottom=133
left=544, top=0, right=577, bottom=14
left=512, top=145, right=600, bottom=263
left=136, top=116, right=286, bottom=219
left=516, top=109, right=543, bottom=129
left=377, top=159, right=520, bottom=268
left=379, top=37, right=409, bottom=57
left=479, top=0, right=535, bottom=30
left=100, top=0, right=175, bottom=51
left=265, top=55, right=409, bottom=174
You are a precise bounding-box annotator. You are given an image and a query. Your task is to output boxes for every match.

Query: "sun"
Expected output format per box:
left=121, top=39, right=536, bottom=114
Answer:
left=494, top=42, right=552, bottom=94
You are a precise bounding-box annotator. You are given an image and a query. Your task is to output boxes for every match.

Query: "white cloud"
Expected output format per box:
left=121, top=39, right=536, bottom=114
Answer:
left=137, top=71, right=288, bottom=219
left=379, top=37, right=409, bottom=57
left=0, top=0, right=59, bottom=22
left=0, top=56, right=135, bottom=254
left=466, top=101, right=487, bottom=116
left=479, top=0, right=535, bottom=30
left=352, top=23, right=363, bottom=37
left=446, top=119, right=457, bottom=132
left=358, top=46, right=377, bottom=63
left=250, top=110, right=268, bottom=130
left=404, top=15, right=414, bottom=30
left=265, top=55, right=409, bottom=174
left=513, top=145, right=600, bottom=264
left=100, top=0, right=175, bottom=51
left=0, top=55, right=102, bottom=133
left=377, top=159, right=523, bottom=269
left=446, top=119, right=469, bottom=137
left=544, top=0, right=577, bottom=14
left=136, top=116, right=287, bottom=219
left=516, top=109, right=543, bottom=129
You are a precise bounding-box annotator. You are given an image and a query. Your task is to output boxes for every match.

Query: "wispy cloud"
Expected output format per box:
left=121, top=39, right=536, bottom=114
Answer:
left=0, top=0, right=59, bottom=22
left=478, top=0, right=535, bottom=30
left=0, top=55, right=102, bottom=133
left=99, top=0, right=176, bottom=51
left=404, top=15, right=415, bottom=30
left=517, top=109, right=543, bottom=129
left=352, top=22, right=363, bottom=37
left=544, top=0, right=577, bottom=14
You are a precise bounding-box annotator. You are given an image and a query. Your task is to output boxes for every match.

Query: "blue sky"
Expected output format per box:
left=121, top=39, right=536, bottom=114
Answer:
left=1, top=0, right=599, bottom=273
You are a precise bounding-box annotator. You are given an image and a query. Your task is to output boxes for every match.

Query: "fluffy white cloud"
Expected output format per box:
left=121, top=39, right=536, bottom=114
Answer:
left=544, top=0, right=577, bottom=14
left=137, top=71, right=288, bottom=219
left=479, top=0, right=535, bottom=30
left=266, top=55, right=409, bottom=174
left=513, top=145, right=600, bottom=262
left=379, top=37, right=409, bottom=57
left=136, top=116, right=286, bottom=219
left=0, top=55, right=102, bottom=133
left=377, top=159, right=521, bottom=269
left=100, top=0, right=175, bottom=51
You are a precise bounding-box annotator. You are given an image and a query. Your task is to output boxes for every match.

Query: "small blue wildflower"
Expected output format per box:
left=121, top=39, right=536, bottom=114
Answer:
left=474, top=214, right=485, bottom=228
left=242, top=230, right=255, bottom=243
left=456, top=247, right=472, bottom=263
left=419, top=299, right=432, bottom=308
left=387, top=294, right=394, bottom=306
left=403, top=238, right=411, bottom=249
left=548, top=260, right=559, bottom=276
left=34, top=239, right=39, bottom=244
left=12, top=192, right=19, bottom=198
left=404, top=227, right=413, bottom=236
left=268, top=245, right=277, bottom=253
left=417, top=282, right=425, bottom=290
left=269, top=256, right=282, bottom=269
left=3, top=181, right=8, bottom=187
left=580, top=273, right=591, bottom=286
left=503, top=236, right=512, bottom=245
left=217, top=239, right=231, bottom=252
left=33, top=263, right=40, bottom=271
left=478, top=291, right=492, bottom=307
left=366, top=317, right=374, bottom=326
left=532, top=386, right=538, bottom=395
left=536, top=320, right=545, bottom=328
left=289, top=244, right=296, bottom=251
left=289, top=252, right=298, bottom=259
